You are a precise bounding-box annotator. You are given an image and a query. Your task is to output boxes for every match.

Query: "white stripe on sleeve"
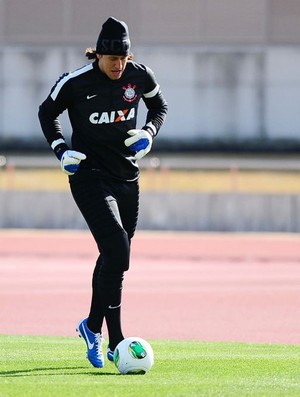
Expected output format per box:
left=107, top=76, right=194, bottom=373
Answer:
left=143, top=84, right=160, bottom=99
left=51, top=63, right=93, bottom=101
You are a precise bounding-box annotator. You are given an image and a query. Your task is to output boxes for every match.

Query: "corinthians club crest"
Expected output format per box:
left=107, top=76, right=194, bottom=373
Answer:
left=123, top=83, right=137, bottom=102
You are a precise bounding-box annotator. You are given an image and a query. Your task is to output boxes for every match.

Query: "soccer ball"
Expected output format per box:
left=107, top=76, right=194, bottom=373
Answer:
left=113, top=337, right=154, bottom=375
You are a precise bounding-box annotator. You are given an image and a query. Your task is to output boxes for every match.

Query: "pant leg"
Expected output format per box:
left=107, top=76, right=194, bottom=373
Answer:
left=69, top=171, right=139, bottom=347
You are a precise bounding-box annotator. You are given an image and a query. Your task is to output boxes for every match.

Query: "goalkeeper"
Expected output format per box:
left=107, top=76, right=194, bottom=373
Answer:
left=38, top=16, right=168, bottom=368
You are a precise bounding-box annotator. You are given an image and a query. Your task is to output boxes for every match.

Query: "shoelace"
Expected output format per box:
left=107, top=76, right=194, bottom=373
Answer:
left=94, top=334, right=105, bottom=356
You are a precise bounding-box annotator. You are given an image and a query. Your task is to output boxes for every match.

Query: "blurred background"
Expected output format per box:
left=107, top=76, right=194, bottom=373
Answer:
left=1, top=0, right=300, bottom=232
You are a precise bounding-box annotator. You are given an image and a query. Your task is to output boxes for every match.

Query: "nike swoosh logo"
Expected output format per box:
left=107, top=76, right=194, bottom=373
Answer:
left=108, top=304, right=121, bottom=309
left=82, top=323, right=94, bottom=349
left=87, top=94, right=97, bottom=100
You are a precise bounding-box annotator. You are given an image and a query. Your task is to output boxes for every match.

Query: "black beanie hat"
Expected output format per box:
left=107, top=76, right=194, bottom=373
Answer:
left=96, top=17, right=131, bottom=55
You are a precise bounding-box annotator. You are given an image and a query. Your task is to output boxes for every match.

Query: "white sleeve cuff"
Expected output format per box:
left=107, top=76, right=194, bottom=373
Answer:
left=145, top=122, right=157, bottom=136
left=51, top=138, right=66, bottom=150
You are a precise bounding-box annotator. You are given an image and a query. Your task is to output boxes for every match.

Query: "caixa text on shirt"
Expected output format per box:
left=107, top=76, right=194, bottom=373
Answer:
left=89, top=108, right=135, bottom=124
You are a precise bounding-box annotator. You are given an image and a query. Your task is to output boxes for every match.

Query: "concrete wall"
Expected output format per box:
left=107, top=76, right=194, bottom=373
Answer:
left=1, top=46, right=300, bottom=147
left=1, top=190, right=300, bottom=232
left=1, top=1, right=300, bottom=149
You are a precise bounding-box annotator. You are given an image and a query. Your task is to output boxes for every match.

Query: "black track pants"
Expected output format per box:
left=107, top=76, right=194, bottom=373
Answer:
left=69, top=170, right=139, bottom=348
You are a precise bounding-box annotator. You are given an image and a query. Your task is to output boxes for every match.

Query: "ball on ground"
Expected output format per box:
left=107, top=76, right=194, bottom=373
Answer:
left=113, top=337, right=154, bottom=375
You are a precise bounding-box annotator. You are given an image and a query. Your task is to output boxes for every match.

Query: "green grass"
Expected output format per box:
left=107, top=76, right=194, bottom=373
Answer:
left=1, top=335, right=300, bottom=397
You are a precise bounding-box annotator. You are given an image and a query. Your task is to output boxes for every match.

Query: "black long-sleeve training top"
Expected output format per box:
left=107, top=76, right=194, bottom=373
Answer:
left=38, top=60, right=168, bottom=181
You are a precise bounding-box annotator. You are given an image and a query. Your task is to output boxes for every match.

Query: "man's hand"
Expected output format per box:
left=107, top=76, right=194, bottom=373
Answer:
left=125, top=129, right=153, bottom=160
left=60, top=150, right=86, bottom=175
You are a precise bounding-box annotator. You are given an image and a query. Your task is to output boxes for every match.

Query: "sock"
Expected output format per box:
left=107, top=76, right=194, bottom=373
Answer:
left=87, top=257, right=104, bottom=334
left=100, top=271, right=124, bottom=350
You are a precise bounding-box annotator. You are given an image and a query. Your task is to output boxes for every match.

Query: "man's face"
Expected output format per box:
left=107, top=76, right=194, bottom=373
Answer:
left=97, top=54, right=129, bottom=80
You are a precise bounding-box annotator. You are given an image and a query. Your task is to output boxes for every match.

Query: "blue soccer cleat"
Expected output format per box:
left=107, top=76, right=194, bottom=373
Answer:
left=77, top=318, right=104, bottom=368
left=107, top=346, right=114, bottom=362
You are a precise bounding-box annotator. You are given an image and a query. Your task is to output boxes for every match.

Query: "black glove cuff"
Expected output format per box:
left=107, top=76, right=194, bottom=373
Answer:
left=54, top=143, right=69, bottom=160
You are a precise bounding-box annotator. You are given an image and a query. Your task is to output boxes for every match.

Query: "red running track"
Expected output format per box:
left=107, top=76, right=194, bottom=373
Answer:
left=0, top=230, right=300, bottom=344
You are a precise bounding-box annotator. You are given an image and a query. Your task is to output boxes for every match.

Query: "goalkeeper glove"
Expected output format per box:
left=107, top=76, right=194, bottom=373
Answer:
left=60, top=150, right=86, bottom=175
left=125, top=129, right=153, bottom=160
